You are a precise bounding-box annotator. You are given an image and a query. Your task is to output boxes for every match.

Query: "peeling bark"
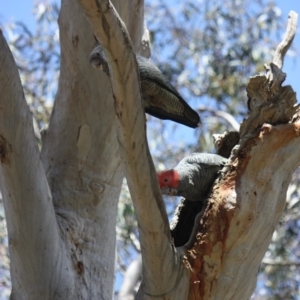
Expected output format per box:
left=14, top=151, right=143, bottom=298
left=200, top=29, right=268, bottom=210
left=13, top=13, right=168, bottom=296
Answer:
left=186, top=120, right=300, bottom=299
left=185, top=11, right=299, bottom=300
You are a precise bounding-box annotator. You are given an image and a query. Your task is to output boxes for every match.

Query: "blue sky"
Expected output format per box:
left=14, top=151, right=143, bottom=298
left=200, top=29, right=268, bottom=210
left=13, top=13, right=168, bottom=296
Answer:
left=1, top=0, right=299, bottom=98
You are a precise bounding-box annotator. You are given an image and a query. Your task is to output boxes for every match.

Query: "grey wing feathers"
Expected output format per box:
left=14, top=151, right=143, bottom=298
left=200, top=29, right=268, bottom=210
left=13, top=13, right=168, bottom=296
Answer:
left=179, top=153, right=227, bottom=168
left=178, top=153, right=226, bottom=201
left=137, top=56, right=183, bottom=99
left=90, top=46, right=201, bottom=128
left=137, top=56, right=201, bottom=128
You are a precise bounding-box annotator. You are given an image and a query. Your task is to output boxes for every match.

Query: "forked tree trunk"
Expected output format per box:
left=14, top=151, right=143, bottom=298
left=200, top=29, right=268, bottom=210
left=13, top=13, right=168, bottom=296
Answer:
left=0, top=0, right=298, bottom=299
left=0, top=0, right=146, bottom=299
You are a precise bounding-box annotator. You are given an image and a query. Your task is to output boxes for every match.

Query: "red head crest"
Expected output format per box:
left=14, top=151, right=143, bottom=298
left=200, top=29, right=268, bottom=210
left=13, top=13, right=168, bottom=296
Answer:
left=157, top=170, right=180, bottom=189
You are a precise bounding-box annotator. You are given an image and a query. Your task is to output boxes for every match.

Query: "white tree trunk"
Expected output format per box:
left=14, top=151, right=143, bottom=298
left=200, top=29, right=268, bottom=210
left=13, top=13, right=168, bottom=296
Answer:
left=0, top=0, right=298, bottom=299
left=0, top=0, right=147, bottom=299
left=0, top=30, right=72, bottom=300
left=40, top=1, right=123, bottom=298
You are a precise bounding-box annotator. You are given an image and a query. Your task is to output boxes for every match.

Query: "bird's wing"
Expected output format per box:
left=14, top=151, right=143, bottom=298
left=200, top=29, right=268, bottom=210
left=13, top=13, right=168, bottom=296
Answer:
left=137, top=56, right=185, bottom=101
left=144, top=106, right=199, bottom=128
left=180, top=153, right=227, bottom=169
left=142, top=78, right=199, bottom=128
left=137, top=56, right=201, bottom=128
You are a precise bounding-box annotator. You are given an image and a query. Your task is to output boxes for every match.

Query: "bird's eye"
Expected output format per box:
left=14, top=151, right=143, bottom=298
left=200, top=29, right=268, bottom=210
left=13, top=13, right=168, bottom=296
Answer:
left=164, top=178, right=168, bottom=182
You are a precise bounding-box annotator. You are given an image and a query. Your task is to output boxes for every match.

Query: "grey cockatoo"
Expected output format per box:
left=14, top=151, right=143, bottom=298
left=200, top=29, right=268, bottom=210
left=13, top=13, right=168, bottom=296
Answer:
left=89, top=45, right=200, bottom=128
left=157, top=153, right=227, bottom=201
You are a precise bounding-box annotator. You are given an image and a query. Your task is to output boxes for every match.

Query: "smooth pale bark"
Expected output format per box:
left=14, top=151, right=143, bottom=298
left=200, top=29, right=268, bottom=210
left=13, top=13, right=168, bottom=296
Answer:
left=41, top=0, right=147, bottom=298
left=40, top=1, right=123, bottom=298
left=0, top=0, right=147, bottom=299
left=0, top=30, right=72, bottom=300
left=186, top=121, right=300, bottom=300
left=76, top=0, right=189, bottom=299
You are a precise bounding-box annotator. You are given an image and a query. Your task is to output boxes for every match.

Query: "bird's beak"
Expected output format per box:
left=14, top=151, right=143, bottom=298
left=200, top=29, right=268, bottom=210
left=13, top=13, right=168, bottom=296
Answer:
left=161, top=187, right=178, bottom=196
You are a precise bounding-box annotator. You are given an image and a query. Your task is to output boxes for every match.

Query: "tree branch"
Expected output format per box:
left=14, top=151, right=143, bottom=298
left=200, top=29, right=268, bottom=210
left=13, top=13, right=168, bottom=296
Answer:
left=273, top=11, right=298, bottom=69
left=242, top=11, right=298, bottom=139
left=199, top=107, right=240, bottom=131
left=111, top=1, right=151, bottom=57
left=118, top=255, right=142, bottom=300
left=185, top=11, right=299, bottom=300
left=40, top=0, right=128, bottom=298
left=76, top=0, right=189, bottom=297
left=0, top=30, right=70, bottom=299
left=187, top=122, right=300, bottom=300
left=262, top=258, right=300, bottom=266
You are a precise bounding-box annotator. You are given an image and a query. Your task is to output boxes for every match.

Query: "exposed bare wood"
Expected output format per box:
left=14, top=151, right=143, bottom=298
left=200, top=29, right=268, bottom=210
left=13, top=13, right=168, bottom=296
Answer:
left=242, top=81, right=297, bottom=137
left=241, top=11, right=298, bottom=139
left=187, top=119, right=300, bottom=300
left=185, top=11, right=299, bottom=300
left=213, top=131, right=240, bottom=158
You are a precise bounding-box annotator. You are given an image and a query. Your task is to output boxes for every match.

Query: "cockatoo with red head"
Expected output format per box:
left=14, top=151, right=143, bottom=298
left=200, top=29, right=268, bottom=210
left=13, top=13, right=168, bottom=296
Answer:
left=157, top=153, right=227, bottom=201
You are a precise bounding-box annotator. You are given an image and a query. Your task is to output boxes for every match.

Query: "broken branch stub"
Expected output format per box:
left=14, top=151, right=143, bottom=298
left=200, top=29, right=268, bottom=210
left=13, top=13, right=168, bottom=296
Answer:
left=240, top=11, right=298, bottom=139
